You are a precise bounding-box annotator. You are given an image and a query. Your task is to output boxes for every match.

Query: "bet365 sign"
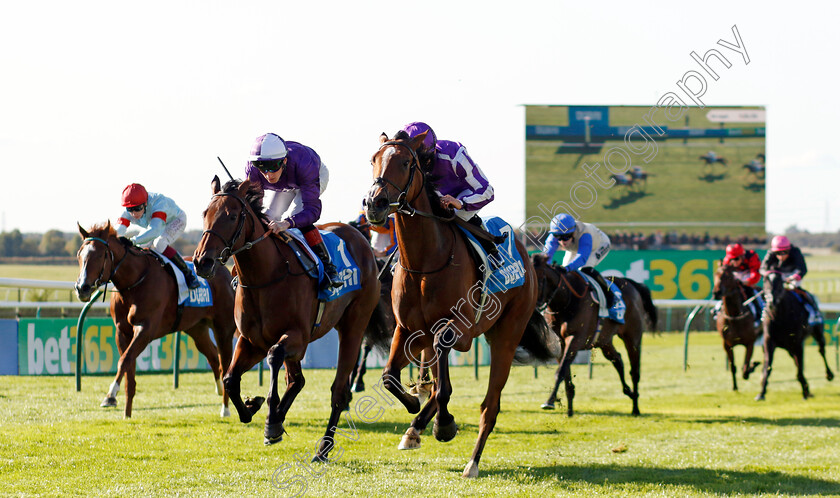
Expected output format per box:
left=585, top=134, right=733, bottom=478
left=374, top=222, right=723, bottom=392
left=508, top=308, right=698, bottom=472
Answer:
left=596, top=250, right=728, bottom=300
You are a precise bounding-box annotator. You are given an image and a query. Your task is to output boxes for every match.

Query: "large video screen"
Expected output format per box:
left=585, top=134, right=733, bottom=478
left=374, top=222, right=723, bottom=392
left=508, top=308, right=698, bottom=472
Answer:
left=525, top=105, right=766, bottom=239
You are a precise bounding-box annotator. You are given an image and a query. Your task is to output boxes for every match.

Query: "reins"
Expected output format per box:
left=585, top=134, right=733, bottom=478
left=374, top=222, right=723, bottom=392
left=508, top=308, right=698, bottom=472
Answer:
left=82, top=236, right=150, bottom=295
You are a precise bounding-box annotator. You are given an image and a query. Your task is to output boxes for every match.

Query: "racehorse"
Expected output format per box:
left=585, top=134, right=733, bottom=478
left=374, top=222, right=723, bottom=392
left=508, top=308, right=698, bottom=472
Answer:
left=756, top=271, right=834, bottom=401
left=192, top=177, right=390, bottom=460
left=699, top=153, right=728, bottom=176
left=713, top=264, right=761, bottom=391
left=532, top=254, right=657, bottom=416
left=364, top=131, right=558, bottom=478
left=609, top=174, right=637, bottom=196
left=75, top=222, right=235, bottom=418
left=742, top=159, right=765, bottom=182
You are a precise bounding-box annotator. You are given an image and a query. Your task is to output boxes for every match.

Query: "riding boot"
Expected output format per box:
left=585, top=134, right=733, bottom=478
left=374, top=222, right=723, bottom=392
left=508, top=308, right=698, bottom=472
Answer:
left=169, top=251, right=201, bottom=289
left=468, top=215, right=503, bottom=271
left=312, top=241, right=343, bottom=289
left=799, top=290, right=824, bottom=325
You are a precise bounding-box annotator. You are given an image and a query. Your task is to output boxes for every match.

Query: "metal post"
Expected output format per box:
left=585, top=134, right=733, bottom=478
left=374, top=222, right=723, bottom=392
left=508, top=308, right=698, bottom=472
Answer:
left=173, top=331, right=181, bottom=389
left=259, top=359, right=264, bottom=386
left=474, top=338, right=479, bottom=380
left=683, top=303, right=707, bottom=371
left=666, top=308, right=672, bottom=332
left=589, top=352, right=594, bottom=379
left=75, top=289, right=103, bottom=391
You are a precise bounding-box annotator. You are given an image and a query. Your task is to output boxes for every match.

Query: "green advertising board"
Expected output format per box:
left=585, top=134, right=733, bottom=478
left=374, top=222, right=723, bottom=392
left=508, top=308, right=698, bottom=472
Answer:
left=18, top=318, right=211, bottom=375
left=548, top=249, right=764, bottom=300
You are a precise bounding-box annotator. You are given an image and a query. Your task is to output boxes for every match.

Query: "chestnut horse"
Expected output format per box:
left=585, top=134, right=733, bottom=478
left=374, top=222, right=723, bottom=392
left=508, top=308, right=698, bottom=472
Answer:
left=756, top=271, right=834, bottom=401
left=192, top=177, right=389, bottom=459
left=713, top=265, right=761, bottom=391
left=75, top=222, right=235, bottom=418
left=364, top=131, right=557, bottom=478
left=532, top=254, right=658, bottom=416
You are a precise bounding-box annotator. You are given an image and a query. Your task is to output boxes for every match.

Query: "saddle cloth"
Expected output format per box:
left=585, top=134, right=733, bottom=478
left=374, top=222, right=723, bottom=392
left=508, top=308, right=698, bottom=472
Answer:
left=286, top=228, right=362, bottom=302
left=154, top=254, right=213, bottom=307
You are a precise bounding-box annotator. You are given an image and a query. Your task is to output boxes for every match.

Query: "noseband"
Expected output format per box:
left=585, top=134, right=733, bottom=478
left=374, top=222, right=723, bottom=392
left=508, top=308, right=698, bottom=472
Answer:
left=369, top=140, right=427, bottom=217
left=80, top=237, right=146, bottom=293
left=202, top=192, right=271, bottom=265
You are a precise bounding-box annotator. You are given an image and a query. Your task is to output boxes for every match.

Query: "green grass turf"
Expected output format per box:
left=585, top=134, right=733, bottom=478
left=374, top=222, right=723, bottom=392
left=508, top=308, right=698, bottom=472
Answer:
left=1, top=331, right=838, bottom=497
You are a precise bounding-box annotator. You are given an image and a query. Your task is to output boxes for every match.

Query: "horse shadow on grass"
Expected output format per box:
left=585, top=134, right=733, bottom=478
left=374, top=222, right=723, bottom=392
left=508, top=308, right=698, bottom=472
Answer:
left=577, top=409, right=840, bottom=429
left=473, top=464, right=840, bottom=495
left=603, top=191, right=652, bottom=210
left=698, top=173, right=727, bottom=182
left=743, top=182, right=765, bottom=192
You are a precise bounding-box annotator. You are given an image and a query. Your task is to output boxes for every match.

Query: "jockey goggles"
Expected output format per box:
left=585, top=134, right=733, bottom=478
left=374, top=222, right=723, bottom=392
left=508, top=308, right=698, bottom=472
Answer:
left=251, top=158, right=285, bottom=173
left=775, top=250, right=789, bottom=256
left=126, top=204, right=145, bottom=213
left=554, top=232, right=574, bottom=241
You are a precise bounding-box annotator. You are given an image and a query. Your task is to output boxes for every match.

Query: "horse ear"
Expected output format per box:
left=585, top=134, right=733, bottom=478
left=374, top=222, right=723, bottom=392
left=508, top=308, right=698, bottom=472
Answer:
left=106, top=220, right=112, bottom=233
left=379, top=132, right=389, bottom=145
left=78, top=222, right=89, bottom=239
left=408, top=131, right=427, bottom=151
left=211, top=175, right=221, bottom=195
left=237, top=179, right=251, bottom=197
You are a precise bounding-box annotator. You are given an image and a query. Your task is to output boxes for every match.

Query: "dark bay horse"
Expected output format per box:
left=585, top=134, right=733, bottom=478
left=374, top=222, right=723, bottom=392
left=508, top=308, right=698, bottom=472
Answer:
left=713, top=265, right=761, bottom=391
left=75, top=222, right=235, bottom=418
left=756, top=271, right=834, bottom=401
left=532, top=254, right=657, bottom=416
left=192, top=177, right=390, bottom=460
left=364, top=131, right=557, bottom=478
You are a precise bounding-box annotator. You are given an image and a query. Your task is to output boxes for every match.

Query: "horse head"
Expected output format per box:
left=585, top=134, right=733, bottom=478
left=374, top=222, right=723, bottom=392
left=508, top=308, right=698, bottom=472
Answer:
left=193, top=176, right=265, bottom=278
left=763, top=270, right=786, bottom=311
left=532, top=254, right=572, bottom=311
left=364, top=131, right=429, bottom=226
left=713, top=264, right=739, bottom=299
left=75, top=221, right=118, bottom=301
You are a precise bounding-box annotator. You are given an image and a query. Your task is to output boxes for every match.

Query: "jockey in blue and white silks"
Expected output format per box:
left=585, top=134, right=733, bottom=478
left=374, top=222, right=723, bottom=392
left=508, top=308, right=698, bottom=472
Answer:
left=115, top=183, right=199, bottom=289
left=402, top=121, right=501, bottom=268
left=543, top=213, right=624, bottom=322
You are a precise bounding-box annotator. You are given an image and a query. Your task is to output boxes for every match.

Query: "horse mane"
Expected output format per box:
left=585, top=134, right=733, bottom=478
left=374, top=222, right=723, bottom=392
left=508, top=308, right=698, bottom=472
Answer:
left=87, top=222, right=147, bottom=255
left=221, top=179, right=270, bottom=226
left=392, top=130, right=452, bottom=218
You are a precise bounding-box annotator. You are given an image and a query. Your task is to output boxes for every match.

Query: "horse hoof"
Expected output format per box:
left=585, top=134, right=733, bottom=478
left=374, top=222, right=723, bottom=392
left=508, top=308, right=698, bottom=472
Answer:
left=245, top=396, right=266, bottom=415
left=398, top=428, right=421, bottom=450
left=827, top=371, right=835, bottom=382
left=220, top=406, right=230, bottom=418
left=433, top=418, right=458, bottom=442
left=100, top=397, right=117, bottom=408
left=541, top=403, right=555, bottom=410
left=264, top=422, right=285, bottom=445
left=754, top=395, right=765, bottom=402
left=351, top=382, right=365, bottom=393
left=462, top=460, right=479, bottom=478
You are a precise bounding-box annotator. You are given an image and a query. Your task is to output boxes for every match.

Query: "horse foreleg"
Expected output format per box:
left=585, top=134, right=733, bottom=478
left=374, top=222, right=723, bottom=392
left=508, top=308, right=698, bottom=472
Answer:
left=541, top=361, right=563, bottom=410
left=724, top=343, right=738, bottom=391
left=101, top=322, right=132, bottom=409
left=223, top=336, right=265, bottom=424
left=790, top=345, right=812, bottom=399
left=111, top=324, right=153, bottom=418
left=382, top=327, right=423, bottom=414
left=755, top=339, right=775, bottom=401
left=432, top=326, right=458, bottom=443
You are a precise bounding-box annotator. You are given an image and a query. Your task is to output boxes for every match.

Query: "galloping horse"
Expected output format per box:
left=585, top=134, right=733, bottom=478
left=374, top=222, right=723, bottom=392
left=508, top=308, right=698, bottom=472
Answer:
left=364, top=131, right=557, bottom=478
left=193, top=177, right=390, bottom=459
left=742, top=159, right=765, bottom=182
left=757, top=271, right=834, bottom=401
left=699, top=153, right=728, bottom=177
left=532, top=255, right=657, bottom=416
left=75, top=222, right=235, bottom=418
left=713, top=265, right=761, bottom=391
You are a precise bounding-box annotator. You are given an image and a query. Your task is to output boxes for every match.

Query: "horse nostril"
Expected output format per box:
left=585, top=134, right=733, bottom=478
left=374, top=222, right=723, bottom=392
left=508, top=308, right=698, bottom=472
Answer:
left=374, top=197, right=388, bottom=210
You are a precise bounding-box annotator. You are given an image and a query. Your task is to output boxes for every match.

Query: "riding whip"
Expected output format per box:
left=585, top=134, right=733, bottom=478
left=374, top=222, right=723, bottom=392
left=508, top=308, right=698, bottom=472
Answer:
left=217, top=156, right=234, bottom=182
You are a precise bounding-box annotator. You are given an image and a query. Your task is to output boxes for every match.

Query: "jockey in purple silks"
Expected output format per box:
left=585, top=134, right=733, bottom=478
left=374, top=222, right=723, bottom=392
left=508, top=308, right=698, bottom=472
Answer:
left=401, top=121, right=502, bottom=269
left=245, top=132, right=342, bottom=289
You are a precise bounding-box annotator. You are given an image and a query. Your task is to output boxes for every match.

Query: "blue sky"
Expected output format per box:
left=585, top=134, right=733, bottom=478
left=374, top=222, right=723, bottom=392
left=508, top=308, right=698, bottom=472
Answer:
left=1, top=1, right=838, bottom=235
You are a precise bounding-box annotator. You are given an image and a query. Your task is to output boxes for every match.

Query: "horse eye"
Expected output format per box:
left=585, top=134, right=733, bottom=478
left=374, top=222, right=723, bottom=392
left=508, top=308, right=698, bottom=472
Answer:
left=403, top=160, right=410, bottom=168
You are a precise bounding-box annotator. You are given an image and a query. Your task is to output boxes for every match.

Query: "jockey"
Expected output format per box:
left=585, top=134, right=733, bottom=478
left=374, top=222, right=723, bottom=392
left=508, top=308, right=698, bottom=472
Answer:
left=245, top=133, right=341, bottom=289
left=542, top=213, right=625, bottom=322
left=401, top=121, right=502, bottom=269
left=711, top=243, right=764, bottom=327
left=354, top=211, right=397, bottom=259
left=760, top=235, right=823, bottom=325
left=116, top=183, right=200, bottom=289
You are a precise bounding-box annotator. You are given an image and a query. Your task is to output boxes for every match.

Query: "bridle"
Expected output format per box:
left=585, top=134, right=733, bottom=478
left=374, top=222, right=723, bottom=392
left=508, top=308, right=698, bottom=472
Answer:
left=79, top=236, right=148, bottom=295
left=201, top=192, right=271, bottom=265
left=538, top=264, right=588, bottom=314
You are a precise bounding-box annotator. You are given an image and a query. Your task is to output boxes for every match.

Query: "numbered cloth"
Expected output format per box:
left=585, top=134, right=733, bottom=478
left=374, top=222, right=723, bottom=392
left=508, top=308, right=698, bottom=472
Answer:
left=287, top=228, right=362, bottom=302
left=456, top=216, right=526, bottom=294
left=157, top=254, right=213, bottom=307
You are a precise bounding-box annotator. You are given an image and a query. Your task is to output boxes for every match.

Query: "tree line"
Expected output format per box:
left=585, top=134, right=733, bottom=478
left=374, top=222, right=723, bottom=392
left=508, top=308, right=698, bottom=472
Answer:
left=0, top=229, right=204, bottom=258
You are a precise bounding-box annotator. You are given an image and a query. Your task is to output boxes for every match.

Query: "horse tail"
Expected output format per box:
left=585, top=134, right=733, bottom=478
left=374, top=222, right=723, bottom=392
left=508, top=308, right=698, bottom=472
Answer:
left=364, top=300, right=393, bottom=356
left=626, top=279, right=658, bottom=330
left=514, top=309, right=562, bottom=365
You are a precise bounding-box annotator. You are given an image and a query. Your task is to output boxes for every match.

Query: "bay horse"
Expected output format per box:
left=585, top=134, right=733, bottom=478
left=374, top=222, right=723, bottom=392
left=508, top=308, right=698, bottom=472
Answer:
left=713, top=265, right=761, bottom=391
left=532, top=254, right=658, bottom=416
left=75, top=222, right=235, bottom=418
left=756, top=271, right=834, bottom=401
left=364, top=131, right=558, bottom=478
left=192, top=177, right=390, bottom=459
